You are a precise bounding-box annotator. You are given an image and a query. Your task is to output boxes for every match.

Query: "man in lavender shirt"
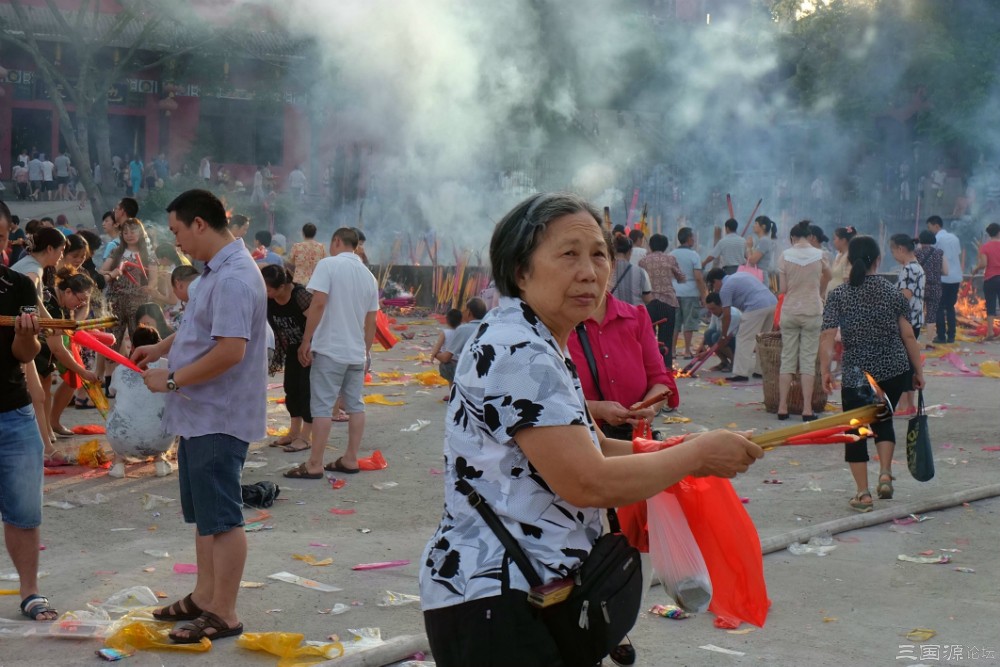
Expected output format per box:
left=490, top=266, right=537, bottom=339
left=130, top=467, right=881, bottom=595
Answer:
left=133, top=189, right=267, bottom=644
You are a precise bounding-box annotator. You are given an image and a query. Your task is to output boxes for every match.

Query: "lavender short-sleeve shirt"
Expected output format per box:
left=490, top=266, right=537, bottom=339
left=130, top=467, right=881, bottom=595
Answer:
left=163, top=240, right=268, bottom=443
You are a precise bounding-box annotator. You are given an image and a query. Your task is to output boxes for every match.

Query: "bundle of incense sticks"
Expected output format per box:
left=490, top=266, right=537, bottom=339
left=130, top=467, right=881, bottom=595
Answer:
left=751, top=403, right=882, bottom=450
left=631, top=388, right=673, bottom=411
left=0, top=315, right=117, bottom=331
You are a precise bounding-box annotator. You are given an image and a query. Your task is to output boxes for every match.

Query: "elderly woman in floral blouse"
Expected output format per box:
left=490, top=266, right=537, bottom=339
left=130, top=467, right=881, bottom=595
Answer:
left=419, top=193, right=762, bottom=667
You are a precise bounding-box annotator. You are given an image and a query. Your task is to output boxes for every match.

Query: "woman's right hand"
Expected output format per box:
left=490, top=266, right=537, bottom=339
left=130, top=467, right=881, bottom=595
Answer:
left=821, top=370, right=837, bottom=394
left=686, top=430, right=764, bottom=479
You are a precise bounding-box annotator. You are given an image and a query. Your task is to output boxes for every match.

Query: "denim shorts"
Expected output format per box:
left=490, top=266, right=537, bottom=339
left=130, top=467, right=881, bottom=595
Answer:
left=0, top=404, right=45, bottom=529
left=310, top=353, right=365, bottom=416
left=177, top=434, right=249, bottom=536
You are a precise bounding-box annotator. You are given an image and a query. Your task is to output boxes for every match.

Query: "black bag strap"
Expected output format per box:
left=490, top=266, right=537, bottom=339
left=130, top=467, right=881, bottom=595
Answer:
left=456, top=478, right=543, bottom=588
left=610, top=263, right=632, bottom=297
left=574, top=323, right=605, bottom=401
left=915, top=389, right=924, bottom=416
left=456, top=477, right=623, bottom=589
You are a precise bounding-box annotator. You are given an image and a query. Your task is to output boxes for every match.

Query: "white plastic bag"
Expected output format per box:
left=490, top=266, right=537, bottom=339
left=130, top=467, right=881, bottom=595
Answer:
left=646, top=491, right=713, bottom=613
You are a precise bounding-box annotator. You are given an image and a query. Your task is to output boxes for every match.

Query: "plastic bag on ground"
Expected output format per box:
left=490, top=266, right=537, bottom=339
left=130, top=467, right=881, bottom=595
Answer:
left=95, top=586, right=159, bottom=614
left=358, top=450, right=387, bottom=471
left=671, top=475, right=770, bottom=627
left=104, top=621, right=210, bottom=652
left=646, top=491, right=712, bottom=613
left=237, top=632, right=344, bottom=667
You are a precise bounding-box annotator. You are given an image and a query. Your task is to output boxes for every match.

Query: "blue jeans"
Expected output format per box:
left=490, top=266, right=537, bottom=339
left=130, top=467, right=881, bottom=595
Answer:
left=177, top=434, right=249, bottom=536
left=0, top=404, right=44, bottom=529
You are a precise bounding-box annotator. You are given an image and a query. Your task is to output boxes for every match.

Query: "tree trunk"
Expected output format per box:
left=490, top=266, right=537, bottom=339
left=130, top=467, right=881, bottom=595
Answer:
left=90, top=94, right=116, bottom=221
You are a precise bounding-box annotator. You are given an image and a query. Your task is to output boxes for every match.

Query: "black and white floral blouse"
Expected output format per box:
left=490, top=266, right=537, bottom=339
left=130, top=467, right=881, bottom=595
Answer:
left=419, top=297, right=603, bottom=610
left=896, top=260, right=926, bottom=330
left=822, top=275, right=912, bottom=388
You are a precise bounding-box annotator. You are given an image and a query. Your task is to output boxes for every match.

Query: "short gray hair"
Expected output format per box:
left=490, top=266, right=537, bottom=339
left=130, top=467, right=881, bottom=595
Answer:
left=489, top=193, right=602, bottom=299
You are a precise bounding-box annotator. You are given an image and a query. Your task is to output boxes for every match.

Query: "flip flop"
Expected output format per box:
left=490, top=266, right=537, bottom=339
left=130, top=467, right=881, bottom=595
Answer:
left=44, top=453, right=72, bottom=468
left=20, top=594, right=57, bottom=621
left=153, top=593, right=203, bottom=622
left=324, top=457, right=360, bottom=474
left=282, top=463, right=323, bottom=479
left=269, top=438, right=294, bottom=448
left=332, top=413, right=350, bottom=423
left=281, top=438, right=310, bottom=453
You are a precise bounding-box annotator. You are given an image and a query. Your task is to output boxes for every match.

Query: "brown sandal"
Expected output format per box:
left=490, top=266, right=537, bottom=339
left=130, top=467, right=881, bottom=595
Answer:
left=169, top=611, right=243, bottom=644
left=281, top=438, right=310, bottom=453
left=153, top=593, right=203, bottom=622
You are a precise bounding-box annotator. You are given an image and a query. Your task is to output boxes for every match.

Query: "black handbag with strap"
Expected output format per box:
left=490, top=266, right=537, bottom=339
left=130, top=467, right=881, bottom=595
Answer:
left=457, top=478, right=642, bottom=666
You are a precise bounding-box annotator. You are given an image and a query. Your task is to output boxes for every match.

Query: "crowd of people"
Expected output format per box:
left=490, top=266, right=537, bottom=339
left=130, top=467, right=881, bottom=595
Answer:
left=2, top=185, right=1000, bottom=662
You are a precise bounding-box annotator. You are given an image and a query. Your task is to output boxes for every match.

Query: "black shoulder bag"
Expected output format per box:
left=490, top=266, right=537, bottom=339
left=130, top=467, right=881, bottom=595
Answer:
left=456, top=478, right=642, bottom=666
left=610, top=263, right=632, bottom=298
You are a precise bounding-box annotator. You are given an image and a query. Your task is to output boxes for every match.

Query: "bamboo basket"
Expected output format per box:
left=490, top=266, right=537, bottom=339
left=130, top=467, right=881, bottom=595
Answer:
left=756, top=331, right=827, bottom=415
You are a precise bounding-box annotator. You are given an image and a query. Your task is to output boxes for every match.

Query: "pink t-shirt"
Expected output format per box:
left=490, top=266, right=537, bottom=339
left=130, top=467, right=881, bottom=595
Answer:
left=982, top=240, right=1000, bottom=280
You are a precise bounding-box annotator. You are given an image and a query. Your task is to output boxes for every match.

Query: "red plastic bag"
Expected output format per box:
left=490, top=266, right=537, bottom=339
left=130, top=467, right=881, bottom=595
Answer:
left=670, top=475, right=770, bottom=627
left=357, top=450, right=387, bottom=471
left=374, top=311, right=398, bottom=350
left=773, top=294, right=785, bottom=329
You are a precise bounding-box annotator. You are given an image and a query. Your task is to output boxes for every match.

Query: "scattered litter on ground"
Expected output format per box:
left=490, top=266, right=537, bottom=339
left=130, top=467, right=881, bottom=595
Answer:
left=893, top=514, right=933, bottom=525
left=898, top=554, right=952, bottom=565
left=699, top=644, right=745, bottom=657
left=292, top=554, right=333, bottom=566
left=954, top=567, right=976, bottom=573
left=142, top=550, right=169, bottom=558
left=377, top=591, right=420, bottom=607
left=237, top=631, right=345, bottom=662
left=243, top=461, right=268, bottom=469
left=649, top=604, right=692, bottom=619
left=788, top=536, right=836, bottom=557
left=267, top=571, right=342, bottom=592
left=318, top=604, right=351, bottom=615
left=906, top=628, right=937, bottom=642
left=373, top=482, right=398, bottom=490
left=140, top=494, right=175, bottom=510
left=329, top=508, right=356, bottom=515
left=239, top=581, right=265, bottom=588
left=172, top=563, right=198, bottom=574
left=353, top=560, right=410, bottom=571
left=401, top=419, right=432, bottom=432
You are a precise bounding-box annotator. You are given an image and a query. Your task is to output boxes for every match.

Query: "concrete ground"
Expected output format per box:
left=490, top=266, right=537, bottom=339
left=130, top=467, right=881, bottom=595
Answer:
left=1, top=316, right=999, bottom=666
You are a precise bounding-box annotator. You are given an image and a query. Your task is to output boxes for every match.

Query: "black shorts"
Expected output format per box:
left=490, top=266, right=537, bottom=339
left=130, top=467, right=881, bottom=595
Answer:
left=56, top=176, right=69, bottom=185
left=841, top=370, right=911, bottom=463
left=44, top=181, right=56, bottom=191
left=283, top=344, right=312, bottom=423
left=424, top=590, right=562, bottom=667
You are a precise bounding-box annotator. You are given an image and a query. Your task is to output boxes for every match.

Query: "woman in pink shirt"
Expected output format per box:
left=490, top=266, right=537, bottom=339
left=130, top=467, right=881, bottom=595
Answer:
left=972, top=222, right=1000, bottom=340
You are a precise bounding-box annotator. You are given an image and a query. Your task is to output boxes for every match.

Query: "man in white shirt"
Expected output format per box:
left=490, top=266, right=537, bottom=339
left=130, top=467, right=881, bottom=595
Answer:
left=702, top=218, right=747, bottom=274
left=40, top=155, right=55, bottom=201
left=287, top=227, right=379, bottom=479
left=628, top=229, right=647, bottom=265
left=927, top=215, right=962, bottom=343
left=27, top=155, right=43, bottom=200
left=287, top=166, right=306, bottom=199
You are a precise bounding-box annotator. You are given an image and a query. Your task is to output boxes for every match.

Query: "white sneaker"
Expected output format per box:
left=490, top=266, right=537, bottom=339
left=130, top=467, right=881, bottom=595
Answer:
left=154, top=460, right=173, bottom=477
left=108, top=462, right=125, bottom=479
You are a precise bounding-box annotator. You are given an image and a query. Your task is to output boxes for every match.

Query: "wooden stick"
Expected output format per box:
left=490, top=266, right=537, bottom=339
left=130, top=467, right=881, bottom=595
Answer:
left=751, top=403, right=882, bottom=450
left=740, top=198, right=763, bottom=238
left=726, top=193, right=734, bottom=219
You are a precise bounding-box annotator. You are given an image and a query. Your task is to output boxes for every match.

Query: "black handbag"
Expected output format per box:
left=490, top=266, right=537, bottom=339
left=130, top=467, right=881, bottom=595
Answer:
left=906, top=390, right=934, bottom=482
left=457, top=478, right=642, bottom=667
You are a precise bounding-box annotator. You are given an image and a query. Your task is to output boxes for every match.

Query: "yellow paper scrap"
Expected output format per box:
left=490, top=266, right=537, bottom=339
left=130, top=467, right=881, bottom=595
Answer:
left=292, top=554, right=334, bottom=567
left=267, top=427, right=290, bottom=437
left=240, top=581, right=266, bottom=588
left=363, top=394, right=406, bottom=406
left=906, top=628, right=936, bottom=642
left=662, top=416, right=692, bottom=424
left=979, top=360, right=1000, bottom=378
left=413, top=371, right=449, bottom=386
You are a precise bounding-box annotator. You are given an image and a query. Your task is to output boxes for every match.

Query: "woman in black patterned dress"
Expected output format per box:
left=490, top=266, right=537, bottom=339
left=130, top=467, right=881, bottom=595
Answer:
left=820, top=236, right=925, bottom=513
